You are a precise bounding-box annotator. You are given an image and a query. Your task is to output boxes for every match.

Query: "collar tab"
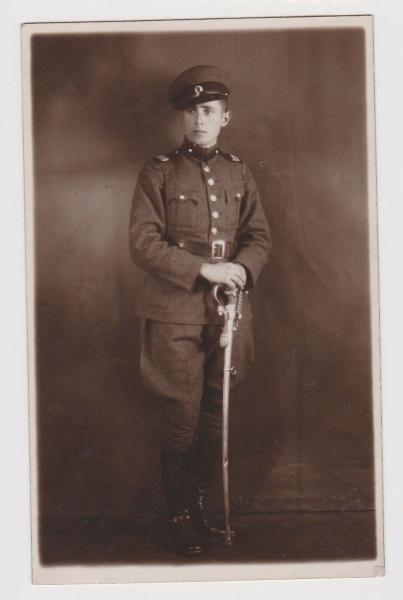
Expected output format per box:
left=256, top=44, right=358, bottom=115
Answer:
left=181, top=137, right=219, bottom=162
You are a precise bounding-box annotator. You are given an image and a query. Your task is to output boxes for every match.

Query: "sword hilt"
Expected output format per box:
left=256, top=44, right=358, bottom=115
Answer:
left=211, top=284, right=238, bottom=309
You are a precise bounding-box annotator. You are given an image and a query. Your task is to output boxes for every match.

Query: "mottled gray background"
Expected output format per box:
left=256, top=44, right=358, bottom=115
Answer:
left=31, top=27, right=375, bottom=563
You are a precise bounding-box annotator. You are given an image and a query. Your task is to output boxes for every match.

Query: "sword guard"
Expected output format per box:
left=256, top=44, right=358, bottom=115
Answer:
left=230, top=366, right=237, bottom=376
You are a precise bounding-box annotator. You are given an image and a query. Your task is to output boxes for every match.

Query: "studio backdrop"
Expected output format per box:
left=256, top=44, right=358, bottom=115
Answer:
left=26, top=18, right=380, bottom=569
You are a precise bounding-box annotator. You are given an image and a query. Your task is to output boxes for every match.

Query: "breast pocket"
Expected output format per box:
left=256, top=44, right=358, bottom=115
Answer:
left=167, top=192, right=199, bottom=231
left=225, top=189, right=242, bottom=227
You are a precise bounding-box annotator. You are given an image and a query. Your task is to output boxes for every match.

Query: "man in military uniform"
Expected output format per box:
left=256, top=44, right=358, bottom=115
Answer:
left=129, top=65, right=271, bottom=556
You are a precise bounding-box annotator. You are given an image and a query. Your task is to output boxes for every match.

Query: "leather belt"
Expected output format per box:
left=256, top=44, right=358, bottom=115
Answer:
left=176, top=239, right=236, bottom=260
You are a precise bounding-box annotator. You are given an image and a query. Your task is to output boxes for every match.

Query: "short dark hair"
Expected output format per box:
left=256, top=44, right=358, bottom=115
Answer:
left=219, top=98, right=230, bottom=112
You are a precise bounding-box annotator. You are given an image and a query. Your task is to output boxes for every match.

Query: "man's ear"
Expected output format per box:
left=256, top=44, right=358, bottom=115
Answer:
left=222, top=110, right=231, bottom=128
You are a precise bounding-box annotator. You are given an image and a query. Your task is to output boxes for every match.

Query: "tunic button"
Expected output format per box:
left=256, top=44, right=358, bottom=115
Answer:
left=236, top=192, right=242, bottom=198
left=178, top=241, right=184, bottom=248
left=207, top=178, right=215, bottom=186
left=179, top=194, right=185, bottom=199
left=212, top=211, right=219, bottom=219
left=210, top=194, right=217, bottom=202
left=203, top=165, right=210, bottom=173
left=211, top=227, right=218, bottom=235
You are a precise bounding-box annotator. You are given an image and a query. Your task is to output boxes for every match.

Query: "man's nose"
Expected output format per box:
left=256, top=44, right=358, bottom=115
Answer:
left=195, top=108, right=204, bottom=123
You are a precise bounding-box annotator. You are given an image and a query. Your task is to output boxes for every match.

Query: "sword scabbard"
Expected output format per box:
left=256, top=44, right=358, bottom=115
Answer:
left=211, top=284, right=245, bottom=546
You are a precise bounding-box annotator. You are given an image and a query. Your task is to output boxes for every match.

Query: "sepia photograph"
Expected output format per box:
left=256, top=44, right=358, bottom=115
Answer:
left=22, top=15, right=383, bottom=584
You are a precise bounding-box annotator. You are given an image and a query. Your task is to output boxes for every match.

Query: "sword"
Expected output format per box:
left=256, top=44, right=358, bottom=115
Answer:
left=212, top=284, right=245, bottom=546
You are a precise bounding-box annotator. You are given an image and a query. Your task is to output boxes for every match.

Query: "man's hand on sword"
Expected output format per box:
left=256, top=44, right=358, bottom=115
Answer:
left=199, top=262, right=247, bottom=290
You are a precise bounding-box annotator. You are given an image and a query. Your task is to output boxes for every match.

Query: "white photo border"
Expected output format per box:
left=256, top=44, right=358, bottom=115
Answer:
left=21, top=14, right=383, bottom=585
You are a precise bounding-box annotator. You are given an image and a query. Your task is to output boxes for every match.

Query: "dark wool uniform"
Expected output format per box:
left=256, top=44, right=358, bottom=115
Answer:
left=130, top=139, right=270, bottom=446
left=129, top=65, right=271, bottom=554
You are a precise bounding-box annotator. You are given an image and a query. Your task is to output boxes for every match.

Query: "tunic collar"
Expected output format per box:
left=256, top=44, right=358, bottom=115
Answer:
left=180, top=137, right=220, bottom=162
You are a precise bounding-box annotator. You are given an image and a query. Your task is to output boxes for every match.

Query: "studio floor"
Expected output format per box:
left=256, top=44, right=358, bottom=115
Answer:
left=39, top=509, right=376, bottom=565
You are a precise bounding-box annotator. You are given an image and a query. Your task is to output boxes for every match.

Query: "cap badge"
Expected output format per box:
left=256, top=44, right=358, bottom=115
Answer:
left=194, top=84, right=204, bottom=96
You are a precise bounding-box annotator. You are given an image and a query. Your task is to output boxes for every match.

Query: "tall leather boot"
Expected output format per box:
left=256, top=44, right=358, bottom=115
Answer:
left=189, top=434, right=238, bottom=541
left=160, top=450, right=204, bottom=556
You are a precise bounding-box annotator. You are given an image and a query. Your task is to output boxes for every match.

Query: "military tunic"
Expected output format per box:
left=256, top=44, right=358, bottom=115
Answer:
left=129, top=138, right=271, bottom=452
left=129, top=138, right=271, bottom=324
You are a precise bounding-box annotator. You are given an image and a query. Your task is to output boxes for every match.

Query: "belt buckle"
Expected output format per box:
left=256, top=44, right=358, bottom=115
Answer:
left=211, top=240, right=226, bottom=259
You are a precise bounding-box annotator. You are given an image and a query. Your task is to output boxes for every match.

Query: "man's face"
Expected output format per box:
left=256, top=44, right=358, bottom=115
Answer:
left=181, top=100, right=231, bottom=148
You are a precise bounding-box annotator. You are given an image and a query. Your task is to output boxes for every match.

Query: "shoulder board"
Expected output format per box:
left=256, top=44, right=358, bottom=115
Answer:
left=154, top=148, right=181, bottom=163
left=220, top=150, right=242, bottom=163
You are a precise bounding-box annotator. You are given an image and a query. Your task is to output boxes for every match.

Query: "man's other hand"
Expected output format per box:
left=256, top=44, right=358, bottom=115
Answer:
left=199, top=262, right=247, bottom=290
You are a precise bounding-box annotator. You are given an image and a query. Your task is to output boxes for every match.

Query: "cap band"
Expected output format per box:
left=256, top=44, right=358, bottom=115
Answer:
left=172, top=81, right=230, bottom=109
